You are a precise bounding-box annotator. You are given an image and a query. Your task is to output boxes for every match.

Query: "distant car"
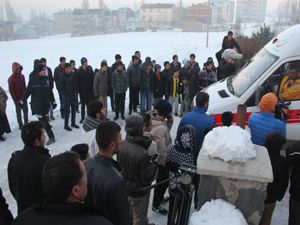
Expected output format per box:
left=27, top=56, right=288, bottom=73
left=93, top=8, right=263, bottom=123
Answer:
left=203, top=24, right=300, bottom=141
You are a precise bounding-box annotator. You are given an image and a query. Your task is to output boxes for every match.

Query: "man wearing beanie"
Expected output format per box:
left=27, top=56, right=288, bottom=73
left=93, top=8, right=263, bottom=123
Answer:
left=151, top=100, right=173, bottom=214
left=8, top=62, right=29, bottom=129
left=77, top=57, right=94, bottom=123
left=21, top=64, right=56, bottom=145
left=119, top=114, right=157, bottom=225
left=249, top=92, right=286, bottom=146
left=94, top=60, right=109, bottom=108
left=178, top=92, right=216, bottom=208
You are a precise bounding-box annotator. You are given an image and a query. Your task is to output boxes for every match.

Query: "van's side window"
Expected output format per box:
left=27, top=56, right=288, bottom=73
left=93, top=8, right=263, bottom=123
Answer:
left=279, top=61, right=300, bottom=102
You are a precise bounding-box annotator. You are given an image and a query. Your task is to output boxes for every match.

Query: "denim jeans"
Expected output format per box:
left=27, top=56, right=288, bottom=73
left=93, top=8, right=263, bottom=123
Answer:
left=140, top=90, right=152, bottom=113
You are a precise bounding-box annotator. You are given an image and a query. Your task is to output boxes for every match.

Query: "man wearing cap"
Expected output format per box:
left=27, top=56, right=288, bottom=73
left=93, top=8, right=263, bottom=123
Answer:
left=217, top=49, right=242, bottom=80
left=54, top=57, right=66, bottom=119
left=41, top=58, right=55, bottom=121
left=249, top=93, right=286, bottom=146
left=94, top=60, right=109, bottom=108
left=151, top=100, right=173, bottom=214
left=127, top=55, right=141, bottom=115
left=77, top=57, right=94, bottom=123
left=8, top=62, right=29, bottom=129
left=59, top=63, right=80, bottom=131
left=22, top=64, right=56, bottom=145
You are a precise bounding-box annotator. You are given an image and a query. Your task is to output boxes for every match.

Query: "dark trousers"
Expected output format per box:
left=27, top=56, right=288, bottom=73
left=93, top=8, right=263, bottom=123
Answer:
left=14, top=100, right=28, bottom=128
left=153, top=165, right=169, bottom=208
left=115, top=93, right=125, bottom=116
left=109, top=91, right=115, bottom=111
left=289, top=198, right=300, bottom=225
left=38, top=116, right=54, bottom=140
left=58, top=91, right=65, bottom=117
left=64, top=95, right=77, bottom=126
left=129, top=86, right=139, bottom=113
left=193, top=174, right=200, bottom=209
left=80, top=93, right=94, bottom=120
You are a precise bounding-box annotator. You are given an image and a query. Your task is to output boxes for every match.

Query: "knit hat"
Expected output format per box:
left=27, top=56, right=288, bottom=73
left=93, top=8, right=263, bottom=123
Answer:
left=259, top=93, right=278, bottom=113
left=12, top=62, right=21, bottom=73
left=101, top=60, right=107, bottom=67
left=125, top=113, right=144, bottom=137
left=36, top=63, right=45, bottom=73
left=154, top=100, right=172, bottom=118
left=222, top=49, right=242, bottom=61
left=81, top=57, right=87, bottom=65
left=155, top=64, right=161, bottom=71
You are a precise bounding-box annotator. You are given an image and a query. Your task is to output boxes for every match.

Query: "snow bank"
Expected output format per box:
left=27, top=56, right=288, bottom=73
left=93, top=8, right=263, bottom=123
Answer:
left=201, top=126, right=256, bottom=163
left=189, top=199, right=248, bottom=225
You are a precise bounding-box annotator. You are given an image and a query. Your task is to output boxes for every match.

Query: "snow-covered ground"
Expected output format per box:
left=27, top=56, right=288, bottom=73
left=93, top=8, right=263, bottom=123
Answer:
left=0, top=31, right=289, bottom=224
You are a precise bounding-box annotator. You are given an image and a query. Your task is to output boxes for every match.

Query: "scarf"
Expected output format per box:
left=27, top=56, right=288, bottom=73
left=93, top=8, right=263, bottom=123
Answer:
left=82, top=115, right=101, bottom=132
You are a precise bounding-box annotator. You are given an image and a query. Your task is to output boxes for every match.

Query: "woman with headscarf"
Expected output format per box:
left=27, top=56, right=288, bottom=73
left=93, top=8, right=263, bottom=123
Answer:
left=166, top=125, right=196, bottom=225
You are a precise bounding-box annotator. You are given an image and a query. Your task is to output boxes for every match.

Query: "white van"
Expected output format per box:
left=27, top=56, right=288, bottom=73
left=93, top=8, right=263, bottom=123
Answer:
left=204, top=24, right=300, bottom=141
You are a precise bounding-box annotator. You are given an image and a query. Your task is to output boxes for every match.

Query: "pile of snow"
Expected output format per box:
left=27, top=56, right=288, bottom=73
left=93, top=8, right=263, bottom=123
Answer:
left=201, top=126, right=256, bottom=163
left=189, top=199, right=248, bottom=225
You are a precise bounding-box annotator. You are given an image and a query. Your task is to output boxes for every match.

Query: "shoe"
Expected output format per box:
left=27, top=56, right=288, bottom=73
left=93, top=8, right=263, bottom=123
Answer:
left=0, top=136, right=5, bottom=141
left=113, top=116, right=119, bottom=121
left=50, top=115, right=55, bottom=120
left=71, top=124, right=80, bottom=129
left=121, top=115, right=126, bottom=120
left=64, top=125, right=72, bottom=131
left=152, top=205, right=168, bottom=214
left=161, top=196, right=170, bottom=204
left=128, top=111, right=132, bottom=116
left=80, top=118, right=84, bottom=124
left=46, top=138, right=55, bottom=146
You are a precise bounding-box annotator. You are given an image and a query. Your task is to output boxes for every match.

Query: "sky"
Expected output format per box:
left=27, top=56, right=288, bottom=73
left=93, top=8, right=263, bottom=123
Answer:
left=1, top=0, right=281, bottom=19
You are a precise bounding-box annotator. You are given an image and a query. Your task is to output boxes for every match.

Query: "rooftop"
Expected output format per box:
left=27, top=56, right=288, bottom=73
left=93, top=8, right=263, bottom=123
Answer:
left=141, top=3, right=175, bottom=9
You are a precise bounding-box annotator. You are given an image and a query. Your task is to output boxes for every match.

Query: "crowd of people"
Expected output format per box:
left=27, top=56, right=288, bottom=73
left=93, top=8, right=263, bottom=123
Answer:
left=0, top=31, right=299, bottom=225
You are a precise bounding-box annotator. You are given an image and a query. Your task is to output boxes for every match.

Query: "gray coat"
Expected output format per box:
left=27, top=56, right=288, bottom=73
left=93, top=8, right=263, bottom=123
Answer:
left=127, top=64, right=141, bottom=88
left=94, top=70, right=108, bottom=97
left=112, top=70, right=128, bottom=94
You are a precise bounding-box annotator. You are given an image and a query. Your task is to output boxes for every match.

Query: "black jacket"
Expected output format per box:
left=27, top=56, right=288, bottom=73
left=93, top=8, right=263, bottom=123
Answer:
left=189, top=73, right=201, bottom=98
left=84, top=155, right=130, bottom=225
left=59, top=72, right=77, bottom=97
left=118, top=136, right=157, bottom=197
left=217, top=59, right=236, bottom=81
left=77, top=66, right=94, bottom=101
left=153, top=72, right=164, bottom=98
left=180, top=67, right=191, bottom=82
left=170, top=62, right=181, bottom=73
left=45, top=67, right=54, bottom=90
left=222, top=36, right=242, bottom=53
left=265, top=151, right=289, bottom=203
left=12, top=202, right=112, bottom=225
left=7, top=146, right=51, bottom=214
left=22, top=75, right=55, bottom=116
left=127, top=64, right=141, bottom=88
left=54, top=65, right=65, bottom=91
left=286, top=142, right=300, bottom=202
left=189, top=62, right=200, bottom=78
left=161, top=69, right=172, bottom=96
left=0, top=187, right=13, bottom=225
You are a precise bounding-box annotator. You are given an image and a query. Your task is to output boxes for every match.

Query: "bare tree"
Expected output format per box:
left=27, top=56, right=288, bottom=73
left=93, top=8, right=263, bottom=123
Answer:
left=5, top=0, right=16, bottom=22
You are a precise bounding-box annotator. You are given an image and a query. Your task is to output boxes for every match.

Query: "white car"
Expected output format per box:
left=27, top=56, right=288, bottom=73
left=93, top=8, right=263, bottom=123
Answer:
left=204, top=24, right=300, bottom=141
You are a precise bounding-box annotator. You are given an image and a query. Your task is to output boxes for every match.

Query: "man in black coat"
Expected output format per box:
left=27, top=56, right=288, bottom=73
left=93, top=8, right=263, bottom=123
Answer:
left=77, top=57, right=94, bottom=123
left=12, top=152, right=112, bottom=225
left=7, top=121, right=51, bottom=214
left=119, top=114, right=157, bottom=225
left=54, top=57, right=66, bottom=118
left=161, top=61, right=172, bottom=100
left=84, top=121, right=130, bottom=225
left=216, top=31, right=242, bottom=62
left=22, top=64, right=56, bottom=145
left=0, top=187, right=13, bottom=225
left=59, top=63, right=79, bottom=131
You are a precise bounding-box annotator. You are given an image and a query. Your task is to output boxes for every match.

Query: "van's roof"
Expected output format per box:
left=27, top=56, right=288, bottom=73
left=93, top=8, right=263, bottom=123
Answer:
left=265, top=24, right=300, bottom=59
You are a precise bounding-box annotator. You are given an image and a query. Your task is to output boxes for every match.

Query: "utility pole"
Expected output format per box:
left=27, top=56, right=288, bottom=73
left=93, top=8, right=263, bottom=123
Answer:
left=206, top=0, right=211, bottom=47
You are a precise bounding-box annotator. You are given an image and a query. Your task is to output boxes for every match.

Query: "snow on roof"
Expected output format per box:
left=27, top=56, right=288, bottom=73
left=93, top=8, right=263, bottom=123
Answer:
left=189, top=199, right=247, bottom=225
left=201, top=126, right=256, bottom=163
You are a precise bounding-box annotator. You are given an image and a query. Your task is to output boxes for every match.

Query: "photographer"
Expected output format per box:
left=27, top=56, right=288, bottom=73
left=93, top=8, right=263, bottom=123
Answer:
left=249, top=93, right=286, bottom=146
left=151, top=100, right=173, bottom=214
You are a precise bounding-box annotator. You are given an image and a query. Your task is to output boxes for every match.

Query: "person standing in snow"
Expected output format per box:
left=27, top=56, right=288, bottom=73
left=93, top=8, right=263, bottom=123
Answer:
left=21, top=64, right=56, bottom=145
left=77, top=57, right=94, bottom=123
left=168, top=68, right=180, bottom=116
left=170, top=55, right=181, bottom=74
left=161, top=61, right=172, bottom=101
left=112, top=61, right=128, bottom=120
left=178, top=92, right=216, bottom=208
left=94, top=60, right=109, bottom=108
left=7, top=121, right=51, bottom=214
left=127, top=55, right=141, bottom=115
left=54, top=57, right=66, bottom=119
left=180, top=59, right=192, bottom=113
left=153, top=64, right=164, bottom=106
left=59, top=63, right=80, bottom=131
left=151, top=100, right=173, bottom=214
left=199, top=59, right=217, bottom=88
left=118, top=114, right=157, bottom=225
left=0, top=86, right=11, bottom=142
left=189, top=54, right=200, bottom=79
left=82, top=100, right=109, bottom=158
left=8, top=62, right=28, bottom=129
left=249, top=93, right=286, bottom=146
left=140, top=60, right=153, bottom=113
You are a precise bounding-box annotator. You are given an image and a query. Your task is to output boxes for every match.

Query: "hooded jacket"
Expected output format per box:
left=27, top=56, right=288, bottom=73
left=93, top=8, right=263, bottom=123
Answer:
left=8, top=62, right=26, bottom=102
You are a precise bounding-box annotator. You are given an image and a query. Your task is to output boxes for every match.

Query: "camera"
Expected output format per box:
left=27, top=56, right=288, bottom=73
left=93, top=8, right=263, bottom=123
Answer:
left=178, top=163, right=197, bottom=185
left=275, top=101, right=291, bottom=120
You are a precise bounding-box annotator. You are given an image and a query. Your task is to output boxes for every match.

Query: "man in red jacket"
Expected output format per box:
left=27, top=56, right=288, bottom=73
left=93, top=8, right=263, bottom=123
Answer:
left=8, top=62, right=28, bottom=129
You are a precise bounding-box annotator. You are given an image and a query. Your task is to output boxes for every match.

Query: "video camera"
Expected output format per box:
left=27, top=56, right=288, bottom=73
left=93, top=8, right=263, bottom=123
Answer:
left=178, top=163, right=197, bottom=185
left=275, top=101, right=291, bottom=120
